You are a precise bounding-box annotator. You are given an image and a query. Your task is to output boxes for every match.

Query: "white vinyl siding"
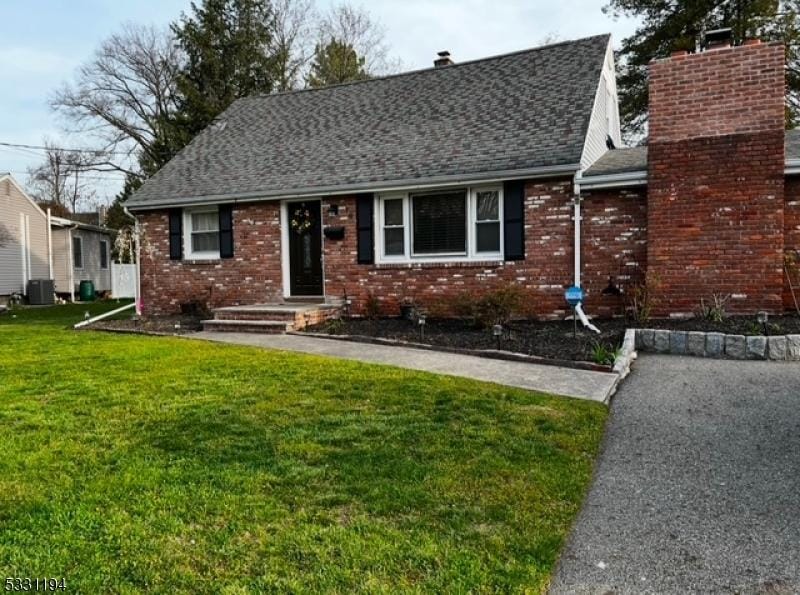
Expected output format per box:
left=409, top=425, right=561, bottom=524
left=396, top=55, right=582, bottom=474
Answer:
left=0, top=176, right=50, bottom=295
left=580, top=39, right=623, bottom=170
left=51, top=227, right=113, bottom=294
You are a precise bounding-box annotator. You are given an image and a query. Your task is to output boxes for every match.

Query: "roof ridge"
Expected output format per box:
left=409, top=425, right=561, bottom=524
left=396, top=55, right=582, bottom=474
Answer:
left=240, top=33, right=611, bottom=102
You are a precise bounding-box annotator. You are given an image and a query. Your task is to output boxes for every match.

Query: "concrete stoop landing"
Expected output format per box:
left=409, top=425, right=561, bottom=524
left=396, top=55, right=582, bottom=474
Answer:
left=201, top=302, right=340, bottom=334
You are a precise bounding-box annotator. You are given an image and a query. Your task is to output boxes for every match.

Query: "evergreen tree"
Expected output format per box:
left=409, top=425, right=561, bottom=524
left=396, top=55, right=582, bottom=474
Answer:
left=171, top=0, right=279, bottom=140
left=606, top=0, right=800, bottom=139
left=306, top=38, right=369, bottom=88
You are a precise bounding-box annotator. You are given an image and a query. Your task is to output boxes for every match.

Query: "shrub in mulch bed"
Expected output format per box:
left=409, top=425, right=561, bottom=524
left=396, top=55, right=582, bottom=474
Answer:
left=308, top=318, right=626, bottom=363
left=307, top=314, right=800, bottom=364
left=89, top=315, right=203, bottom=335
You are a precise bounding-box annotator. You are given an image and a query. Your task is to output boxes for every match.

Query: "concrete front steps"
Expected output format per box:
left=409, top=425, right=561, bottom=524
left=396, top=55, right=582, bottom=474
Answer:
left=202, top=302, right=340, bottom=334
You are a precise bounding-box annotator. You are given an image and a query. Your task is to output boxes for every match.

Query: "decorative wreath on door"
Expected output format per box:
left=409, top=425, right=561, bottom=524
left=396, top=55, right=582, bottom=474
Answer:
left=290, top=205, right=313, bottom=234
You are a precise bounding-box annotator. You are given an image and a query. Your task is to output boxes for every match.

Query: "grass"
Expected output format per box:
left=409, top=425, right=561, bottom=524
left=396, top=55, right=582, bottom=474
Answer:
left=0, top=303, right=607, bottom=593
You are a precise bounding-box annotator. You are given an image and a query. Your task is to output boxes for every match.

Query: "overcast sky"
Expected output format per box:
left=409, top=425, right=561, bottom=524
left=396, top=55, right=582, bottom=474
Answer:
left=0, top=1, right=639, bottom=204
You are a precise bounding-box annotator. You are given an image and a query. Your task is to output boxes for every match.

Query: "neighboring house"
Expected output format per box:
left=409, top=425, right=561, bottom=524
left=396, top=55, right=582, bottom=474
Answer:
left=50, top=217, right=113, bottom=298
left=126, top=33, right=800, bottom=322
left=0, top=174, right=51, bottom=298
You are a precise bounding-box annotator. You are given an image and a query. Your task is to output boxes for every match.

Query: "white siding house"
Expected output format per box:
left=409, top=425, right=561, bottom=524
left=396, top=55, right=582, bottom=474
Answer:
left=51, top=218, right=113, bottom=297
left=0, top=174, right=51, bottom=297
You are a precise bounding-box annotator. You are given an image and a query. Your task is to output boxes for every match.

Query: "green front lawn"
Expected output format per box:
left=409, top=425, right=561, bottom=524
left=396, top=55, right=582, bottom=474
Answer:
left=0, top=304, right=606, bottom=592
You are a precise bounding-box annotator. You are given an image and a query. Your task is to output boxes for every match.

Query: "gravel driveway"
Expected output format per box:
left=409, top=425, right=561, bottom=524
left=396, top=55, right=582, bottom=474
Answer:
left=550, top=354, right=800, bottom=594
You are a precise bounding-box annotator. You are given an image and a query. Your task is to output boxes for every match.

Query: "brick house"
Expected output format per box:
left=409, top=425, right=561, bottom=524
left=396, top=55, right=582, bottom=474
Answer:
left=126, top=32, right=800, bottom=326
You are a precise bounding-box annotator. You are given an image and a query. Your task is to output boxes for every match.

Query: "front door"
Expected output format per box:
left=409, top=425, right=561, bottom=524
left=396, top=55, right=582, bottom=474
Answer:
left=287, top=200, right=323, bottom=296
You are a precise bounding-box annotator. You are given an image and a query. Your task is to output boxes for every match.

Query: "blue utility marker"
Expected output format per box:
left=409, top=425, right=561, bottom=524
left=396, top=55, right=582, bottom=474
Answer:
left=565, top=285, right=585, bottom=307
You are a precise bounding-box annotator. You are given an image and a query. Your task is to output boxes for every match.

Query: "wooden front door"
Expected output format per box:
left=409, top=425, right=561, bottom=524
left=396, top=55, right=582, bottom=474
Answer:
left=287, top=200, right=323, bottom=296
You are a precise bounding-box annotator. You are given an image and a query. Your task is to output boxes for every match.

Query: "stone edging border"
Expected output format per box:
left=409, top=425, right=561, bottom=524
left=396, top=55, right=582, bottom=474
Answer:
left=634, top=329, right=800, bottom=361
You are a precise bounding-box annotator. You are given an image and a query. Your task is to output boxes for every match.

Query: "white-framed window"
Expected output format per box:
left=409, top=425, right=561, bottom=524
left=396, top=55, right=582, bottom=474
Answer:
left=99, top=240, right=109, bottom=269
left=183, top=207, right=220, bottom=259
left=376, top=185, right=503, bottom=263
left=72, top=236, right=83, bottom=269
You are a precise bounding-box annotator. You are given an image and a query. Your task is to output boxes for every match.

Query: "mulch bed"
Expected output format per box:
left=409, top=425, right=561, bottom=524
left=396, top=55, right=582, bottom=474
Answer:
left=90, top=314, right=203, bottom=335
left=306, top=314, right=800, bottom=363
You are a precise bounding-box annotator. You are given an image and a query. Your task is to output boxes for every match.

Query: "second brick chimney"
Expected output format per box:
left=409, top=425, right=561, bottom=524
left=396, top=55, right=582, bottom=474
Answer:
left=647, top=40, right=786, bottom=316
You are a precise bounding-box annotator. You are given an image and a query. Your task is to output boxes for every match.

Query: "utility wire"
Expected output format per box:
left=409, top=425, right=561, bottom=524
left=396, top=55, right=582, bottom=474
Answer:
left=0, top=141, right=130, bottom=156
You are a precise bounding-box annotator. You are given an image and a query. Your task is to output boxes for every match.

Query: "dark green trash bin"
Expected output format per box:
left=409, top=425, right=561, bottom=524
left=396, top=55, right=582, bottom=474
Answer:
left=79, top=280, right=95, bottom=302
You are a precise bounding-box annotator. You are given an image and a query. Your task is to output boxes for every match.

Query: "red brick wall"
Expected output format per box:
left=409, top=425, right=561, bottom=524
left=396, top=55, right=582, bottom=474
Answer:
left=322, top=179, right=578, bottom=319
left=581, top=188, right=648, bottom=318
left=785, top=177, right=800, bottom=311
left=320, top=179, right=649, bottom=319
left=136, top=179, right=650, bottom=320
left=647, top=41, right=786, bottom=316
left=139, top=203, right=283, bottom=315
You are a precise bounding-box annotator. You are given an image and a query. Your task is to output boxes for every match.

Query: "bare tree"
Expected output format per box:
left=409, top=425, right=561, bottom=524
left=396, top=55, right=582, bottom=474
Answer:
left=51, top=23, right=181, bottom=178
left=271, top=0, right=316, bottom=91
left=316, top=3, right=400, bottom=78
left=27, top=141, right=96, bottom=214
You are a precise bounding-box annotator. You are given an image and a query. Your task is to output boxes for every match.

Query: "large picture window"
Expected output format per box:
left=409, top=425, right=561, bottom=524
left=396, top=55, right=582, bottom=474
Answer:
left=376, top=186, right=503, bottom=263
left=184, top=207, right=220, bottom=259
left=412, top=191, right=467, bottom=255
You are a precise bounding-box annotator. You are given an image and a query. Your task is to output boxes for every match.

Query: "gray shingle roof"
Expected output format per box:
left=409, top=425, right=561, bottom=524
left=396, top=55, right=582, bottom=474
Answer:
left=583, top=146, right=647, bottom=176
left=127, top=34, right=611, bottom=209
left=786, top=129, right=800, bottom=161
left=585, top=129, right=800, bottom=179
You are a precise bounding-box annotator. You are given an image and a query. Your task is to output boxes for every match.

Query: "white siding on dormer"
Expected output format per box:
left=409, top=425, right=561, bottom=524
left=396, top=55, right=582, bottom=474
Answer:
left=580, top=39, right=623, bottom=170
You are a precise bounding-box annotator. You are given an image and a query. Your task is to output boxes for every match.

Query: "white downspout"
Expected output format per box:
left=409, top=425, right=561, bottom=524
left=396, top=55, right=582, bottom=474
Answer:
left=123, top=205, right=141, bottom=316
left=67, top=227, right=75, bottom=302
left=46, top=208, right=53, bottom=280
left=573, top=171, right=600, bottom=334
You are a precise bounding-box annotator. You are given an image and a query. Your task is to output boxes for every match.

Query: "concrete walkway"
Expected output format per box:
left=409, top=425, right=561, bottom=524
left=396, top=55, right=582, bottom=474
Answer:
left=550, top=354, right=800, bottom=593
left=191, top=331, right=617, bottom=402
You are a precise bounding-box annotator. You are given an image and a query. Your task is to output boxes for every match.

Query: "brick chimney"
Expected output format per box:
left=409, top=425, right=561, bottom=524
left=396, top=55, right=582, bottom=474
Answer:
left=434, top=51, right=453, bottom=68
left=647, top=40, right=786, bottom=316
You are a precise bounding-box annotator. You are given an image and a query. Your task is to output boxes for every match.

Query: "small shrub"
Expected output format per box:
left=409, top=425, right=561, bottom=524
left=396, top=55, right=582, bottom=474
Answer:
left=591, top=342, right=621, bottom=366
left=697, top=293, right=730, bottom=323
left=324, top=318, right=345, bottom=335
left=363, top=293, right=381, bottom=320
left=450, top=286, right=526, bottom=328
left=474, top=286, right=526, bottom=327
left=627, top=272, right=661, bottom=324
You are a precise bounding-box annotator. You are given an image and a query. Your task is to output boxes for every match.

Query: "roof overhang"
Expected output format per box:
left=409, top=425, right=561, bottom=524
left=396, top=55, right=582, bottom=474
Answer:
left=51, top=216, right=113, bottom=234
left=126, top=164, right=581, bottom=211
left=785, top=158, right=800, bottom=176
left=581, top=159, right=800, bottom=190
left=580, top=170, right=648, bottom=190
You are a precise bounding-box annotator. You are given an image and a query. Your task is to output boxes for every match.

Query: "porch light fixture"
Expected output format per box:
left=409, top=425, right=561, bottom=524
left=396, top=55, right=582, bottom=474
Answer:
left=493, top=324, right=503, bottom=350
left=328, top=204, right=339, bottom=217
left=757, top=311, right=768, bottom=335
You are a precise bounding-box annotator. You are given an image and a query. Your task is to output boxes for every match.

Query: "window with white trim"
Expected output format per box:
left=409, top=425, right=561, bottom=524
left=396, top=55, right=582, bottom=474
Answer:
left=99, top=240, right=109, bottom=269
left=184, top=207, right=220, bottom=259
left=376, top=186, right=503, bottom=263
left=382, top=197, right=405, bottom=256
left=73, top=236, right=83, bottom=269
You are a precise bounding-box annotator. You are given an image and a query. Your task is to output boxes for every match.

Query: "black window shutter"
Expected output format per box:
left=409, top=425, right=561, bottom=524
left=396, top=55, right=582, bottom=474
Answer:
left=503, top=180, right=525, bottom=261
left=168, top=209, right=183, bottom=261
left=356, top=194, right=374, bottom=264
left=219, top=204, right=234, bottom=259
